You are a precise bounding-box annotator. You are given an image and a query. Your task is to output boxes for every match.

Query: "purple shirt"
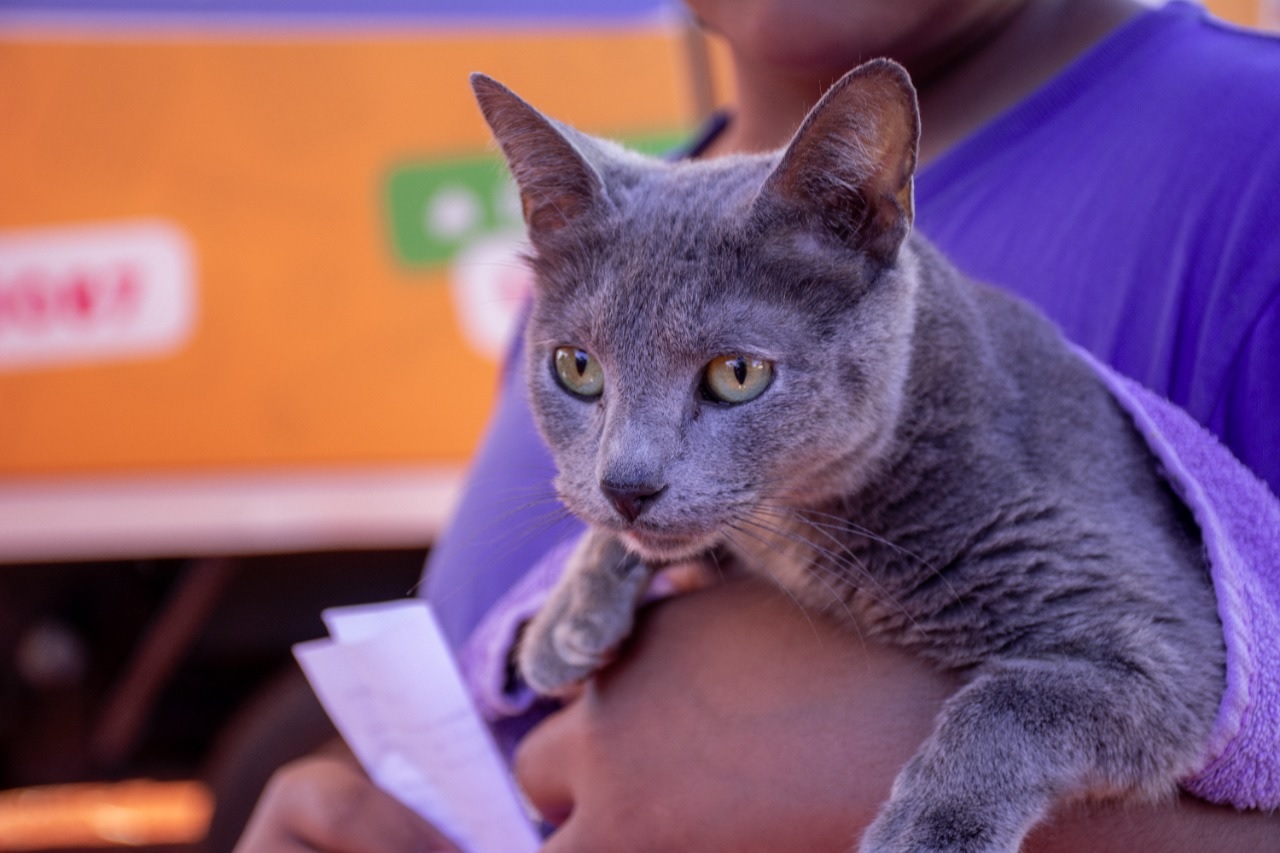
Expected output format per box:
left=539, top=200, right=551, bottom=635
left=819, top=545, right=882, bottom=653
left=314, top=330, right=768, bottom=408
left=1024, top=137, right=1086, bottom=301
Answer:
left=915, top=1, right=1280, bottom=492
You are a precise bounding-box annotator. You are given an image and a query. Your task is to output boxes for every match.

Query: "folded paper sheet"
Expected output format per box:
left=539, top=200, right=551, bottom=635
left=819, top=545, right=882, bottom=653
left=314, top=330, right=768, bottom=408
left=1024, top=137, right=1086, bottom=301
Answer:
left=294, top=600, right=540, bottom=853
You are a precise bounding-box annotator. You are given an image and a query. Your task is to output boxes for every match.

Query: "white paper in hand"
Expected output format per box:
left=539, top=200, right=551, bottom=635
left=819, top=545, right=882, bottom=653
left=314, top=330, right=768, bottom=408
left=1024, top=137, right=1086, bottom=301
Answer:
left=294, top=600, right=540, bottom=853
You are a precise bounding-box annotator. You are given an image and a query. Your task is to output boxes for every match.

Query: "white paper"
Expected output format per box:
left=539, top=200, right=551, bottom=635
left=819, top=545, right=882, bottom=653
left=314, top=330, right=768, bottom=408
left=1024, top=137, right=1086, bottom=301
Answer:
left=294, top=600, right=540, bottom=853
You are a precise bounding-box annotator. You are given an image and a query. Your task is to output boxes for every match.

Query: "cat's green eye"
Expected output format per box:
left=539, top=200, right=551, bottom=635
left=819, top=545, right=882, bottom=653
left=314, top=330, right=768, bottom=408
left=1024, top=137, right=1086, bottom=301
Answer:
left=703, top=355, right=773, bottom=404
left=554, top=346, right=605, bottom=398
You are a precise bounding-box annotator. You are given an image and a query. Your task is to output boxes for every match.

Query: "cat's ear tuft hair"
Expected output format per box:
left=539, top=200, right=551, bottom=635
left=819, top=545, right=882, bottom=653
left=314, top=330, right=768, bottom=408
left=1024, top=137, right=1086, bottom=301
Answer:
left=470, top=73, right=606, bottom=240
left=755, top=59, right=919, bottom=266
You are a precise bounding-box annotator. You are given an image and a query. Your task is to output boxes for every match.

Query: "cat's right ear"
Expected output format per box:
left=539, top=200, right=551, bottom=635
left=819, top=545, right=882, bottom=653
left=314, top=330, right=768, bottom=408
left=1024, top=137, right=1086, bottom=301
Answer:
left=753, top=59, right=919, bottom=267
left=470, top=74, right=607, bottom=242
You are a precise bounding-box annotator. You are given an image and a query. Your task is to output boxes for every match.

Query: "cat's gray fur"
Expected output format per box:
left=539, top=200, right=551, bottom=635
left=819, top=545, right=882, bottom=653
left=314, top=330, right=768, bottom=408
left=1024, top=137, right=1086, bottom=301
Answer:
left=470, top=61, right=1225, bottom=853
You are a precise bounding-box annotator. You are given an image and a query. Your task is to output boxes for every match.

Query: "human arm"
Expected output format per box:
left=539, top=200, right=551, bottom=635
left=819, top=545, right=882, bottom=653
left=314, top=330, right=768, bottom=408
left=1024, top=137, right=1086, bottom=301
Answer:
left=233, top=741, right=461, bottom=853
left=516, top=578, right=1280, bottom=852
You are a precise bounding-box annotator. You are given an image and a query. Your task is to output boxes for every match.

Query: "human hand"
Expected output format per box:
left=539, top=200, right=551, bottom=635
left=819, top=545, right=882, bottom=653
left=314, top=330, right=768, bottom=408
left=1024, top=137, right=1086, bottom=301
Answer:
left=514, top=577, right=958, bottom=852
left=233, top=745, right=461, bottom=853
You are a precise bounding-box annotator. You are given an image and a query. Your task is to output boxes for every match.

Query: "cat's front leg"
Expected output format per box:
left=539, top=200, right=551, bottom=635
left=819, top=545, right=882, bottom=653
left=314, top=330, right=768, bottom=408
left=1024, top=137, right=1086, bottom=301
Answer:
left=858, top=655, right=1200, bottom=853
left=518, top=529, right=653, bottom=696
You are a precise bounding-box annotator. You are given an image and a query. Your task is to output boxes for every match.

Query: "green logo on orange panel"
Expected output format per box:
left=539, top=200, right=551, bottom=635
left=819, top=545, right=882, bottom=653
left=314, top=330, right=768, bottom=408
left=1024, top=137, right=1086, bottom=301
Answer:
left=385, top=156, right=519, bottom=267
left=384, top=133, right=685, bottom=268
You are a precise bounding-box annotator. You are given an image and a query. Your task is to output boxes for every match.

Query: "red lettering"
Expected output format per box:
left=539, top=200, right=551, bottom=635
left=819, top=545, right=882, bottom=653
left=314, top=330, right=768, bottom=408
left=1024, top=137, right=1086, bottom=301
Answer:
left=0, top=263, right=147, bottom=334
left=1, top=270, right=45, bottom=332
left=1, top=271, right=52, bottom=331
left=110, top=264, right=143, bottom=321
left=55, top=269, right=99, bottom=321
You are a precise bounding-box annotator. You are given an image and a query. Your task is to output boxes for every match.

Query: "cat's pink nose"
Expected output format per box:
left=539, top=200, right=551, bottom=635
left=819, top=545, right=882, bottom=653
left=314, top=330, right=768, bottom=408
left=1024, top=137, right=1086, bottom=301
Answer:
left=601, top=480, right=667, bottom=523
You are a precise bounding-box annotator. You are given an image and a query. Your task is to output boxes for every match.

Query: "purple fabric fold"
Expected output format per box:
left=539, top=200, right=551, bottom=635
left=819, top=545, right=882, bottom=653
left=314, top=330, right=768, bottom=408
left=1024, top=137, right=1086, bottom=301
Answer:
left=461, top=535, right=580, bottom=722
left=1080, top=348, right=1280, bottom=810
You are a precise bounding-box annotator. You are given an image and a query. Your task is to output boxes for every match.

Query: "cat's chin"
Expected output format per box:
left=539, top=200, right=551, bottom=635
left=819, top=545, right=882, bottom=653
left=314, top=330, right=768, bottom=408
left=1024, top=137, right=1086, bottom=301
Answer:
left=618, top=528, right=713, bottom=563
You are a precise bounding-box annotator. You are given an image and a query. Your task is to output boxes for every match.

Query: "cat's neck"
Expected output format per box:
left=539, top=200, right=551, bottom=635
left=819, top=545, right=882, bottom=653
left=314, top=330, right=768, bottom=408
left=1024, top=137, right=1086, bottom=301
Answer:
left=818, top=235, right=1003, bottom=509
left=732, top=236, right=1012, bottom=593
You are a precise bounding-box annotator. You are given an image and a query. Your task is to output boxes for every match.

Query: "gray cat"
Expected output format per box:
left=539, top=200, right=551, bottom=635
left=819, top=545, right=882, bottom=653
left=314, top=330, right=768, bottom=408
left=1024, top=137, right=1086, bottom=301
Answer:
left=470, top=60, right=1225, bottom=853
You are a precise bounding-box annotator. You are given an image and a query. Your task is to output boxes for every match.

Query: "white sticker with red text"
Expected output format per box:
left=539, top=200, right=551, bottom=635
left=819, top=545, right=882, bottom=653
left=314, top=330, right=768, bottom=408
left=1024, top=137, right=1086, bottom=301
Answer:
left=448, top=227, right=531, bottom=361
left=0, top=220, right=197, bottom=372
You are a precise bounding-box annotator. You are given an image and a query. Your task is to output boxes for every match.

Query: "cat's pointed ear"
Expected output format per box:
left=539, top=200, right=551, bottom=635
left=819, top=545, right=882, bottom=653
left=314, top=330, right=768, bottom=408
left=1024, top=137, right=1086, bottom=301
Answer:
left=471, top=73, right=607, bottom=241
left=755, top=59, right=919, bottom=266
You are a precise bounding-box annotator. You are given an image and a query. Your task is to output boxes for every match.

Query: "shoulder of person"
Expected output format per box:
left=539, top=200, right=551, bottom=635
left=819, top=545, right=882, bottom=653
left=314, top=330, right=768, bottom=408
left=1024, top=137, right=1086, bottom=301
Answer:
left=1146, top=3, right=1280, bottom=127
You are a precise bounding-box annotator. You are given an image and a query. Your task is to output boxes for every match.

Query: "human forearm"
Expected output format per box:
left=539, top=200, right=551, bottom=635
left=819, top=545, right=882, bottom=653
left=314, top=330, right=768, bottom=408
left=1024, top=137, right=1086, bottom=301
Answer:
left=1027, top=796, right=1280, bottom=853
left=516, top=579, right=1280, bottom=852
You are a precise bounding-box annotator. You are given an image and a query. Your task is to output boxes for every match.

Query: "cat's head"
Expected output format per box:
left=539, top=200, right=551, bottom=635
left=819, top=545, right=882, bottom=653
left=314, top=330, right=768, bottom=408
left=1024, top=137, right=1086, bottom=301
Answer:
left=472, top=61, right=920, bottom=562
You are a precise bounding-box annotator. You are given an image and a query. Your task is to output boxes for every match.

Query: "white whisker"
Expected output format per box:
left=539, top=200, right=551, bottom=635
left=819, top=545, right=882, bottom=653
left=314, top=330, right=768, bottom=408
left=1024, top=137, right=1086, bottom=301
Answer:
left=737, top=509, right=933, bottom=642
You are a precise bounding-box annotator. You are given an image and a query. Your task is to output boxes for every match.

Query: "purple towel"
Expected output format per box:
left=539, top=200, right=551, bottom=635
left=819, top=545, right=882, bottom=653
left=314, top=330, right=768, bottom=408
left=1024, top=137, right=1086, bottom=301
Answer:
left=1081, top=348, right=1280, bottom=810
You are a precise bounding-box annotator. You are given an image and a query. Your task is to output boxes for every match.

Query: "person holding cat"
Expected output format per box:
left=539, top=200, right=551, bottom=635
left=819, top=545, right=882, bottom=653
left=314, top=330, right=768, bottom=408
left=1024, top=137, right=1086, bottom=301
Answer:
left=236, top=0, right=1280, bottom=850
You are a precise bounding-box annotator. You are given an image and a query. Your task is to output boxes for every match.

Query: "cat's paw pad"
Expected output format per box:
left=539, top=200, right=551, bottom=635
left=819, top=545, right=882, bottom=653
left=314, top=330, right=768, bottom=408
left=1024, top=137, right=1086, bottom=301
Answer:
left=518, top=615, right=617, bottom=696
left=551, top=617, right=616, bottom=669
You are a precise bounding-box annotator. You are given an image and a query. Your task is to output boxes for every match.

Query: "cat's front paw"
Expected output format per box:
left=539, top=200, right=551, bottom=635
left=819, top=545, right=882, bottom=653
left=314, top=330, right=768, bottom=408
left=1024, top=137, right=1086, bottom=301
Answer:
left=519, top=610, right=621, bottom=696
left=517, top=530, right=654, bottom=697
left=858, top=796, right=1018, bottom=853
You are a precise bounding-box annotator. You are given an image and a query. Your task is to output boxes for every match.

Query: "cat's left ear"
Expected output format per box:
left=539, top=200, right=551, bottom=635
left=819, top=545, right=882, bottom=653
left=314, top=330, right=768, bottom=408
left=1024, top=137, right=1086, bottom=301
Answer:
left=471, top=73, right=608, bottom=242
left=754, top=59, right=919, bottom=266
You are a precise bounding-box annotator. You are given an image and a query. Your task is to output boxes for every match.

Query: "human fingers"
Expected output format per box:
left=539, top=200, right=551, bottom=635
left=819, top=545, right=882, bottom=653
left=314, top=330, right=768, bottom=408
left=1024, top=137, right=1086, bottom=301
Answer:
left=234, top=752, right=461, bottom=853
left=647, top=558, right=720, bottom=598
left=513, top=701, right=581, bottom=829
